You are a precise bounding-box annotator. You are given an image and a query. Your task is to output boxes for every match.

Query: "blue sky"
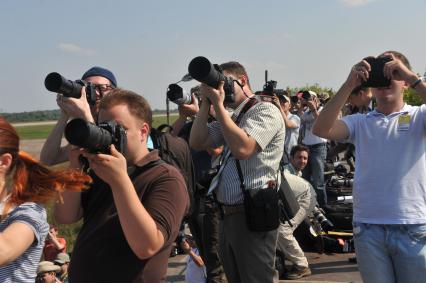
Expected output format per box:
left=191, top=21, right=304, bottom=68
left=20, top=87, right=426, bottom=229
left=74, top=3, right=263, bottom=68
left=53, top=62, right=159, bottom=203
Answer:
left=1, top=0, right=425, bottom=112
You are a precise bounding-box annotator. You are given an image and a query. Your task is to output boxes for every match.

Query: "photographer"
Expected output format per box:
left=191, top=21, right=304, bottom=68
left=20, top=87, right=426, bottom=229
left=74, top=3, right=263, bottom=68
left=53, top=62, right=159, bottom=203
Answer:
left=276, top=93, right=300, bottom=164
left=299, top=91, right=328, bottom=207
left=313, top=51, right=426, bottom=283
left=42, top=225, right=66, bottom=261
left=171, top=87, right=226, bottom=283
left=190, top=61, right=284, bottom=283
left=0, top=118, right=90, bottom=282
left=40, top=67, right=117, bottom=166
left=277, top=145, right=314, bottom=279
left=54, top=88, right=189, bottom=282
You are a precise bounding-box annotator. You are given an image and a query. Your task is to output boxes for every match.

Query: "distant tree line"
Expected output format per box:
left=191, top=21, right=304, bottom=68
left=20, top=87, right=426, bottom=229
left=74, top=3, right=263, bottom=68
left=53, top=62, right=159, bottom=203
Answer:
left=0, top=110, right=61, bottom=123
left=2, top=81, right=423, bottom=123
left=0, top=109, right=178, bottom=123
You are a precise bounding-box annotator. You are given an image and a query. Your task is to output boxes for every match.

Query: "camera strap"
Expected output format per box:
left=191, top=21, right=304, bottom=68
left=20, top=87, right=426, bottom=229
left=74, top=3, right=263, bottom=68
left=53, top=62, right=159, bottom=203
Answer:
left=206, top=97, right=258, bottom=196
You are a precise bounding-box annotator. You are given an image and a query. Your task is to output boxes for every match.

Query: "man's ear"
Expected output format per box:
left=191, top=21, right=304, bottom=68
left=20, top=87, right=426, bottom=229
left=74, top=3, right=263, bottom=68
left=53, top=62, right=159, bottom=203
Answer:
left=0, top=153, right=13, bottom=174
left=239, top=75, right=248, bottom=87
left=140, top=123, right=150, bottom=142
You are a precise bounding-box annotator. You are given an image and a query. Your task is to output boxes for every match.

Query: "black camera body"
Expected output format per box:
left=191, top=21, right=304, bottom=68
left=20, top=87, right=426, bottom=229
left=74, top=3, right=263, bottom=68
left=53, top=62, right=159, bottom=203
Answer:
left=362, top=56, right=392, bottom=88
left=290, top=95, right=299, bottom=103
left=64, top=118, right=127, bottom=154
left=167, top=83, right=192, bottom=105
left=262, top=71, right=285, bottom=97
left=263, top=80, right=278, bottom=95
left=301, top=90, right=313, bottom=101
left=188, top=56, right=235, bottom=103
left=45, top=72, right=97, bottom=105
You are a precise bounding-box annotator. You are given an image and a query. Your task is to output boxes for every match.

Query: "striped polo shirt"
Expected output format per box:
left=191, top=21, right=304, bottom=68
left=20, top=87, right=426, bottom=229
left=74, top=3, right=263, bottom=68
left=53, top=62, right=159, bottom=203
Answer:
left=208, top=98, right=285, bottom=205
left=0, top=203, right=49, bottom=283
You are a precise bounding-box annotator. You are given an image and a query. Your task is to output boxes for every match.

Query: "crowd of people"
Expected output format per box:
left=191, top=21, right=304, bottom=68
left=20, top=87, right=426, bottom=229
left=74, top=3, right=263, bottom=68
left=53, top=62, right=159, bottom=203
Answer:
left=0, top=51, right=425, bottom=283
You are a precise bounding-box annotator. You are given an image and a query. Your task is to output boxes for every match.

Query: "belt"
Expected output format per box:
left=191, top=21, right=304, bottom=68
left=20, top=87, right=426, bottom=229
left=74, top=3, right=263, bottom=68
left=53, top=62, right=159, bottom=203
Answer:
left=220, top=203, right=245, bottom=216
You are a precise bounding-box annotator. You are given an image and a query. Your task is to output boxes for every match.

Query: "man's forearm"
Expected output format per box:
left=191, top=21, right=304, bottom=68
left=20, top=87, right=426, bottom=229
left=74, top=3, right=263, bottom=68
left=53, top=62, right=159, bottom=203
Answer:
left=171, top=116, right=187, bottom=137
left=189, top=102, right=210, bottom=150
left=40, top=113, right=68, bottom=165
left=313, top=82, right=352, bottom=137
left=214, top=104, right=257, bottom=160
left=283, top=114, right=297, bottom=129
left=54, top=191, right=83, bottom=224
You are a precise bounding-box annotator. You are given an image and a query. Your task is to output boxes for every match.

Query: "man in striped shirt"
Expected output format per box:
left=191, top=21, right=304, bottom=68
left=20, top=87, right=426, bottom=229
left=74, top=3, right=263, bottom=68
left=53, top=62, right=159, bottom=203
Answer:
left=190, top=61, right=284, bottom=283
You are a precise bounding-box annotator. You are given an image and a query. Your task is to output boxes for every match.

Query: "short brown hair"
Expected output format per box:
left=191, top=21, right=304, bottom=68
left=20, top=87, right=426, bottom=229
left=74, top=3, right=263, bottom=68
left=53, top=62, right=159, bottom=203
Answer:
left=100, top=88, right=153, bottom=130
left=290, top=145, right=310, bottom=158
left=381, top=50, right=411, bottom=70
left=220, top=61, right=251, bottom=89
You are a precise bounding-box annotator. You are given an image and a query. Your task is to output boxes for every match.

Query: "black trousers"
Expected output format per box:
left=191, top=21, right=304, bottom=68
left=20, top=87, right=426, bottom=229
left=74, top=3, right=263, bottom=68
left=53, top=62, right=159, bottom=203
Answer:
left=202, top=197, right=225, bottom=283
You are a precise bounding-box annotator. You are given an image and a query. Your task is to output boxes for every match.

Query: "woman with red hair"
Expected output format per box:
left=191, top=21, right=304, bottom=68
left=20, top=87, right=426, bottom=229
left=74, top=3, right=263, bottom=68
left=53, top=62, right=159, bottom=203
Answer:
left=0, top=117, right=91, bottom=282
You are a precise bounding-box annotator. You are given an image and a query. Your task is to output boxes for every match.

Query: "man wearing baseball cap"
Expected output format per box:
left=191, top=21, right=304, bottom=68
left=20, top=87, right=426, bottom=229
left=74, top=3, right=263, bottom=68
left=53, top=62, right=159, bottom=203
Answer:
left=37, top=261, right=61, bottom=283
left=54, top=253, right=70, bottom=283
left=40, top=66, right=117, bottom=166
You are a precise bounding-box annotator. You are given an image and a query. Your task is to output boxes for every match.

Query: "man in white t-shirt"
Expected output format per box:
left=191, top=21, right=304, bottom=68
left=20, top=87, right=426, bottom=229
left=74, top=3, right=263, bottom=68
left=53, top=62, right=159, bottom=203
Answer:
left=313, top=51, right=426, bottom=283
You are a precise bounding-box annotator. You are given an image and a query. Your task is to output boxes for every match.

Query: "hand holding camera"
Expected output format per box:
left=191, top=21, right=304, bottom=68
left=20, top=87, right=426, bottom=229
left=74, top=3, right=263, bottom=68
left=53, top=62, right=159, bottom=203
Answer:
left=81, top=144, right=128, bottom=187
left=56, top=87, right=93, bottom=122
left=178, top=93, right=200, bottom=118
left=349, top=54, right=401, bottom=89
left=382, top=52, right=418, bottom=85
left=200, top=80, right=226, bottom=108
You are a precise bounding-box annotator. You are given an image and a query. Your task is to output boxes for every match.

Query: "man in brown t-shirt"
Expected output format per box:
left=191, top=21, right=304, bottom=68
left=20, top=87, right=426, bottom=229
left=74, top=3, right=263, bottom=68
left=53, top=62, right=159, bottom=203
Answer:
left=54, top=88, right=189, bottom=282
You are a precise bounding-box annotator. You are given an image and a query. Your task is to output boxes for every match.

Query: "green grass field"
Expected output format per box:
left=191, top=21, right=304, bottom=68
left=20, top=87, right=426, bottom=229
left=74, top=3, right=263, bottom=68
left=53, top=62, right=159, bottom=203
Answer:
left=15, top=114, right=179, bottom=140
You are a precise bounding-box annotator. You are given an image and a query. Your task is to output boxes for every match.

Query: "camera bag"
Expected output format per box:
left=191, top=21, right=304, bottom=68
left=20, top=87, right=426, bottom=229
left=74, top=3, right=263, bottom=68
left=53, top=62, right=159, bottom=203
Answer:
left=236, top=160, right=280, bottom=232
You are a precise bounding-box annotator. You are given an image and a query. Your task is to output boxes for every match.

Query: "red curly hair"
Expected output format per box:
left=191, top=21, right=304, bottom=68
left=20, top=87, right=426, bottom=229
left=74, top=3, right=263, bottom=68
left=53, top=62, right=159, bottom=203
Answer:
left=0, top=117, right=91, bottom=215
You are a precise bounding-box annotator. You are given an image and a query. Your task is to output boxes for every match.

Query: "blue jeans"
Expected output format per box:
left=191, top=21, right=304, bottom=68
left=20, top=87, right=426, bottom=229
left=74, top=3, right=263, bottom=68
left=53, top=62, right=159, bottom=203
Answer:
left=353, top=222, right=426, bottom=283
left=302, top=143, right=327, bottom=206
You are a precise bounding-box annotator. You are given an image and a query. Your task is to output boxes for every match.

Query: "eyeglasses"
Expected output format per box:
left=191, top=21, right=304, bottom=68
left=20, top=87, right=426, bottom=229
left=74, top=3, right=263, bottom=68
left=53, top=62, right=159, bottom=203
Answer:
left=93, top=84, right=115, bottom=94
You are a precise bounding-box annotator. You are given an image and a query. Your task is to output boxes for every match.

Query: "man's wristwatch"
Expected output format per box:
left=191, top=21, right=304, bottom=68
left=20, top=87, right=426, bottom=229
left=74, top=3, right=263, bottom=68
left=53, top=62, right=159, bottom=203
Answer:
left=410, top=76, right=425, bottom=89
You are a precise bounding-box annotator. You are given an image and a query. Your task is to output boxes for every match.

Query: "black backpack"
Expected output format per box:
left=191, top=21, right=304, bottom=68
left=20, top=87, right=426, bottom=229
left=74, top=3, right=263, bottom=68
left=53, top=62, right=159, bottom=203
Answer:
left=150, top=124, right=196, bottom=214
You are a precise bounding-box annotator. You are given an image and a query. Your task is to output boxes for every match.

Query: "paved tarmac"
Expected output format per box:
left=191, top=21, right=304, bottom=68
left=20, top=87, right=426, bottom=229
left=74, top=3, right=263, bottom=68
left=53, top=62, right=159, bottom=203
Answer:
left=166, top=251, right=362, bottom=283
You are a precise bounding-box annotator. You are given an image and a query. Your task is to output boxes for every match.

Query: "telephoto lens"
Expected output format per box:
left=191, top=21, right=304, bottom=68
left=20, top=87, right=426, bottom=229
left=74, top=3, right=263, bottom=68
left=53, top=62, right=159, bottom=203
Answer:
left=313, top=206, right=334, bottom=232
left=188, top=56, right=235, bottom=103
left=64, top=118, right=114, bottom=153
left=44, top=72, right=84, bottom=98
left=167, top=84, right=192, bottom=105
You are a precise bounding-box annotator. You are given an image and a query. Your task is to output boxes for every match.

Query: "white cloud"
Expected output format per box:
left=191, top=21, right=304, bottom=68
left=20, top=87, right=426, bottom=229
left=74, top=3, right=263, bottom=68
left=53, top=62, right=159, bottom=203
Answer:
left=340, top=0, right=376, bottom=7
left=58, top=43, right=96, bottom=56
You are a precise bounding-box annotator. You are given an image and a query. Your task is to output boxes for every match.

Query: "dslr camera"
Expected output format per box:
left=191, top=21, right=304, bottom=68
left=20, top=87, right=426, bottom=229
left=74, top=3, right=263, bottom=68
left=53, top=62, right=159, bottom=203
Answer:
left=167, top=83, right=192, bottom=105
left=64, top=118, right=127, bottom=154
left=262, top=70, right=285, bottom=96
left=312, top=206, right=334, bottom=232
left=188, top=56, right=235, bottom=103
left=301, top=90, right=313, bottom=101
left=362, top=56, right=393, bottom=88
left=44, top=72, right=97, bottom=105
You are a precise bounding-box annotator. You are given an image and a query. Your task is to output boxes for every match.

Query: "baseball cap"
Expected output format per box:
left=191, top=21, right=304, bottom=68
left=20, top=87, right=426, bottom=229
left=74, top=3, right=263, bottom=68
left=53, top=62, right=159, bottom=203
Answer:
left=37, top=261, right=61, bottom=274
left=54, top=252, right=70, bottom=265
